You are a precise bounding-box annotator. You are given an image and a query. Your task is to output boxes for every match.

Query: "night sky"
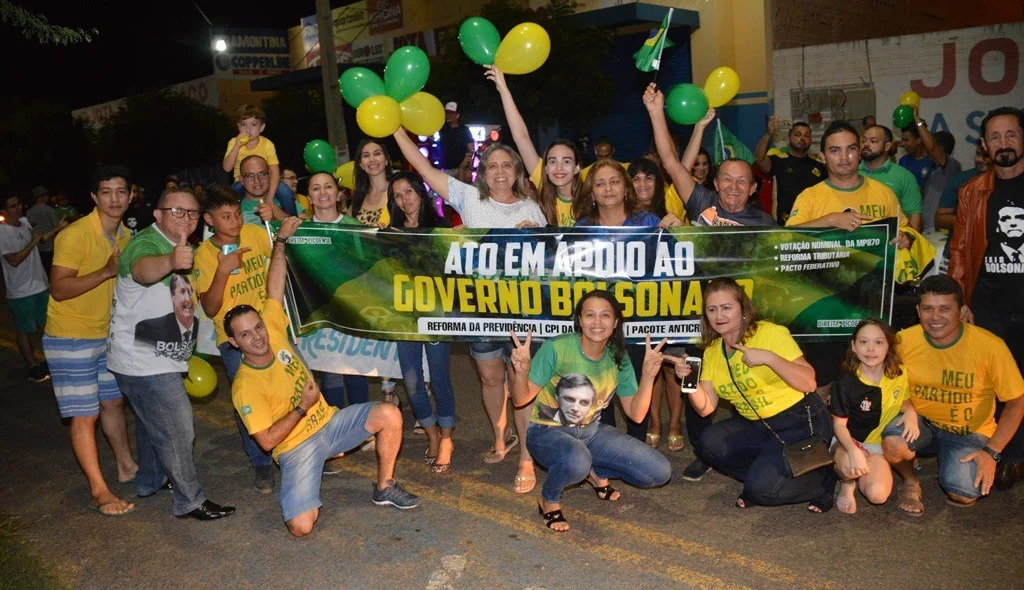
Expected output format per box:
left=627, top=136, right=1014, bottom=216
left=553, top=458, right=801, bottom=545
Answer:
left=2, top=0, right=314, bottom=108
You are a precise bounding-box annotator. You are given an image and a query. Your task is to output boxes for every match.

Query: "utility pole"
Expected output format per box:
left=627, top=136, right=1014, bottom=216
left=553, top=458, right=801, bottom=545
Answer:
left=315, top=0, right=349, bottom=163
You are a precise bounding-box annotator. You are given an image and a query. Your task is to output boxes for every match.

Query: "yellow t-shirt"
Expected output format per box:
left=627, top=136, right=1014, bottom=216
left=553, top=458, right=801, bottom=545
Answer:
left=45, top=209, right=131, bottom=339
left=897, top=324, right=1024, bottom=437
left=786, top=177, right=907, bottom=229
left=232, top=299, right=336, bottom=459
left=664, top=183, right=688, bottom=222
left=530, top=160, right=576, bottom=227
left=702, top=322, right=808, bottom=420
left=193, top=224, right=273, bottom=346
left=295, top=194, right=311, bottom=216
left=225, top=135, right=280, bottom=182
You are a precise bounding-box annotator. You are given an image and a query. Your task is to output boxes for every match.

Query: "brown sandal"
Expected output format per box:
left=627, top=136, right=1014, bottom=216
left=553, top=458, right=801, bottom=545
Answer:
left=898, top=482, right=925, bottom=517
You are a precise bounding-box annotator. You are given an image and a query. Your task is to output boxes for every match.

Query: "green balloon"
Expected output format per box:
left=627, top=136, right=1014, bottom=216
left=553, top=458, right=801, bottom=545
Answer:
left=339, top=68, right=385, bottom=109
left=303, top=139, right=336, bottom=174
left=665, top=83, right=709, bottom=125
left=384, top=46, right=430, bottom=103
left=893, top=105, right=915, bottom=128
left=459, top=17, right=500, bottom=66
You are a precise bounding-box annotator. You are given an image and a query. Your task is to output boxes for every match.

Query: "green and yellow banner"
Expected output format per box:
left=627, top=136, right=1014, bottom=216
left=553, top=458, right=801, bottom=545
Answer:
left=277, top=220, right=898, bottom=343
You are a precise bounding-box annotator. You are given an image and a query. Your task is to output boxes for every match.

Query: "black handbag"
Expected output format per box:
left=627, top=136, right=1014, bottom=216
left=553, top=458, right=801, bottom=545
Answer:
left=723, top=341, right=834, bottom=478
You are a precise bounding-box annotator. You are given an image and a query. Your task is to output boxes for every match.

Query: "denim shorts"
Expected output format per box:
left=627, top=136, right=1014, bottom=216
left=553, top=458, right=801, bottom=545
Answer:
left=468, top=341, right=512, bottom=362
left=278, top=402, right=375, bottom=521
left=882, top=414, right=988, bottom=499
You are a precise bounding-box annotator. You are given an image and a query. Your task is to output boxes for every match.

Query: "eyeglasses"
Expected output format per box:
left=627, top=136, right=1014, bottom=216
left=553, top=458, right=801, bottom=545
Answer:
left=158, top=207, right=202, bottom=219
left=282, top=175, right=298, bottom=181
left=241, top=171, right=270, bottom=181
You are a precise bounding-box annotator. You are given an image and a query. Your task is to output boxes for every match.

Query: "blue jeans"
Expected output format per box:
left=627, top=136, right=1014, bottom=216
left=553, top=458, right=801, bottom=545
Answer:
left=231, top=180, right=297, bottom=216
left=699, top=395, right=836, bottom=506
left=882, top=414, right=988, bottom=499
left=112, top=371, right=206, bottom=516
left=320, top=372, right=369, bottom=408
left=220, top=342, right=273, bottom=469
left=527, top=420, right=672, bottom=504
left=278, top=403, right=375, bottom=521
left=397, top=341, right=455, bottom=429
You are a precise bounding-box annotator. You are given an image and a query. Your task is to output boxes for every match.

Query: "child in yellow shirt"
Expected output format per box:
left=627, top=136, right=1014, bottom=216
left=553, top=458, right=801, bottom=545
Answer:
left=222, top=104, right=296, bottom=215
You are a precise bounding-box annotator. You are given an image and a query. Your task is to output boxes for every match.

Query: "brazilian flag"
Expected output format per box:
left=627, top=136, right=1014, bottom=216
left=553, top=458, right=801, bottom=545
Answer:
left=712, top=120, right=755, bottom=165
left=633, top=10, right=674, bottom=72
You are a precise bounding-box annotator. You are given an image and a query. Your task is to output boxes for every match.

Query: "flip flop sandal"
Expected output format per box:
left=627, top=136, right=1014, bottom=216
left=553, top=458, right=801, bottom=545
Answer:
left=88, top=501, right=136, bottom=517
left=483, top=433, right=519, bottom=464
left=645, top=432, right=662, bottom=448
left=538, top=505, right=569, bottom=532
left=514, top=474, right=536, bottom=494
left=592, top=484, right=620, bottom=501
left=666, top=434, right=685, bottom=452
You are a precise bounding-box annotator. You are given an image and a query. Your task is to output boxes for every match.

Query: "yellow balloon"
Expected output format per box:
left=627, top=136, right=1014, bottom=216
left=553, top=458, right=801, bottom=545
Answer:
left=494, top=22, right=551, bottom=75
left=704, top=66, right=740, bottom=108
left=399, top=92, right=446, bottom=137
left=356, top=95, right=402, bottom=138
left=899, top=90, right=921, bottom=109
left=185, top=356, right=217, bottom=398
left=334, top=160, right=356, bottom=190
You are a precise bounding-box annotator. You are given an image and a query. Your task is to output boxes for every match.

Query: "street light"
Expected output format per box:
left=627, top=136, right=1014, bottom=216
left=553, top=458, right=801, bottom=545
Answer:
left=214, top=38, right=227, bottom=52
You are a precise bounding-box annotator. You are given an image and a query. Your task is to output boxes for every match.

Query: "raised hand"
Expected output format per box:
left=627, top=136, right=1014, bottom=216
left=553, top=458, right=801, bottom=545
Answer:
left=170, top=232, right=193, bottom=270
left=484, top=65, right=508, bottom=93
left=509, top=329, right=533, bottom=376
left=217, top=246, right=251, bottom=274
left=642, top=335, right=668, bottom=378
left=767, top=115, right=781, bottom=134
left=277, top=216, right=304, bottom=240
left=695, top=107, right=716, bottom=129
left=642, top=83, right=664, bottom=114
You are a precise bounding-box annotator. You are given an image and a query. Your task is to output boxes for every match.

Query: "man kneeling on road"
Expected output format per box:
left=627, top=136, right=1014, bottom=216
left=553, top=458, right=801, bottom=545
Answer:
left=884, top=275, right=1024, bottom=515
left=226, top=217, right=420, bottom=537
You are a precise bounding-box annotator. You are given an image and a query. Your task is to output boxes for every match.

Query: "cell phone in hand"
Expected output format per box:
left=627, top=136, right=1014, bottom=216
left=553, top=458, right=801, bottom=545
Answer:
left=681, top=356, right=702, bottom=393
left=221, top=244, right=240, bottom=275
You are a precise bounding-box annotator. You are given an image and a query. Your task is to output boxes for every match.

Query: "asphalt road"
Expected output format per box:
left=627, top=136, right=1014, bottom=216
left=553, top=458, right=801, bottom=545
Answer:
left=0, top=325, right=1020, bottom=590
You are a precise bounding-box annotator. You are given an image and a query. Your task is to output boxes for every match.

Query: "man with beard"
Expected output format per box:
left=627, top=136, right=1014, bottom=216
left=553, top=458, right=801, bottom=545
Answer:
left=949, top=107, right=1024, bottom=489
left=859, top=125, right=923, bottom=231
left=754, top=117, right=826, bottom=224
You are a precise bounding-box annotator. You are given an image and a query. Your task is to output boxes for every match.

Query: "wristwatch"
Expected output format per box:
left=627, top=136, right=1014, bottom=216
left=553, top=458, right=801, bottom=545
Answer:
left=294, top=406, right=307, bottom=418
left=981, top=446, right=1002, bottom=462
left=275, top=236, right=289, bottom=244
left=916, top=120, right=925, bottom=128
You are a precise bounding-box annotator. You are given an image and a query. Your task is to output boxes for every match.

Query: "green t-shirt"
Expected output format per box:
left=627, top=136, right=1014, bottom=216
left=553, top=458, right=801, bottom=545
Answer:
left=859, top=160, right=923, bottom=215
left=528, top=333, right=637, bottom=427
left=240, top=196, right=282, bottom=226
left=107, top=225, right=198, bottom=376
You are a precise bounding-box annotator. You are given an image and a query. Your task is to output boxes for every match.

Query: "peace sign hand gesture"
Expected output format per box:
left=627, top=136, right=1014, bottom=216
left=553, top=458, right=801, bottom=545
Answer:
left=510, top=329, right=533, bottom=376
left=642, top=335, right=668, bottom=379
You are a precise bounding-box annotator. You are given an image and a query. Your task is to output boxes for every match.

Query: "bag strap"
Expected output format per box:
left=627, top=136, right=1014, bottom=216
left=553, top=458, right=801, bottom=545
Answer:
left=722, top=339, right=816, bottom=445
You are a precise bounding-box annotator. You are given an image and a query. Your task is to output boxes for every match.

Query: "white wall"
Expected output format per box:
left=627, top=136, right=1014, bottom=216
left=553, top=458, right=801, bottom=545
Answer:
left=773, top=23, right=1024, bottom=168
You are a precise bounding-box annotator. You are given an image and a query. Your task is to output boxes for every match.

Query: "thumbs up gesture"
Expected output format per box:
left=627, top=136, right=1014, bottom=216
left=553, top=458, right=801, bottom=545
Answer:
left=170, top=232, right=193, bottom=270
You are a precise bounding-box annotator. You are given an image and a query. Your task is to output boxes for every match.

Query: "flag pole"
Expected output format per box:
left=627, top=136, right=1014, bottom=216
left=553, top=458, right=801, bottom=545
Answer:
left=717, top=120, right=727, bottom=162
left=650, top=8, right=673, bottom=89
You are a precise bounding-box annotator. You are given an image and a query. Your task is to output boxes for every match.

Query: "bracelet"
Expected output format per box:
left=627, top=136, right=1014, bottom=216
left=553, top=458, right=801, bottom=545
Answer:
left=294, top=406, right=307, bottom=417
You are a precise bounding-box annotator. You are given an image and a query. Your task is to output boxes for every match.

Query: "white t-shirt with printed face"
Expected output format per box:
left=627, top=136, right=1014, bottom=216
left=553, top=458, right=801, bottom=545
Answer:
left=0, top=218, right=48, bottom=299
left=446, top=176, right=547, bottom=229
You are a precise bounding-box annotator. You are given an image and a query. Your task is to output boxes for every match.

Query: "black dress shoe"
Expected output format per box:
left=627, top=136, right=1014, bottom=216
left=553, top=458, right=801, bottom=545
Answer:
left=137, top=480, right=173, bottom=498
left=177, top=500, right=236, bottom=521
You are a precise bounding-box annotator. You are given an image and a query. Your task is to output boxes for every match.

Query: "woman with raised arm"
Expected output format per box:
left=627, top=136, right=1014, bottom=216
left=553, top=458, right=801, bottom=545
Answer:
left=487, top=65, right=582, bottom=227
left=666, top=278, right=835, bottom=512
left=510, top=290, right=672, bottom=532
left=393, top=126, right=546, bottom=494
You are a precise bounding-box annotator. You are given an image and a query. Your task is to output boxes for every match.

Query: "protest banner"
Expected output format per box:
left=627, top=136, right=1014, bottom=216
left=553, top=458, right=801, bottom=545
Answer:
left=274, top=221, right=898, bottom=344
